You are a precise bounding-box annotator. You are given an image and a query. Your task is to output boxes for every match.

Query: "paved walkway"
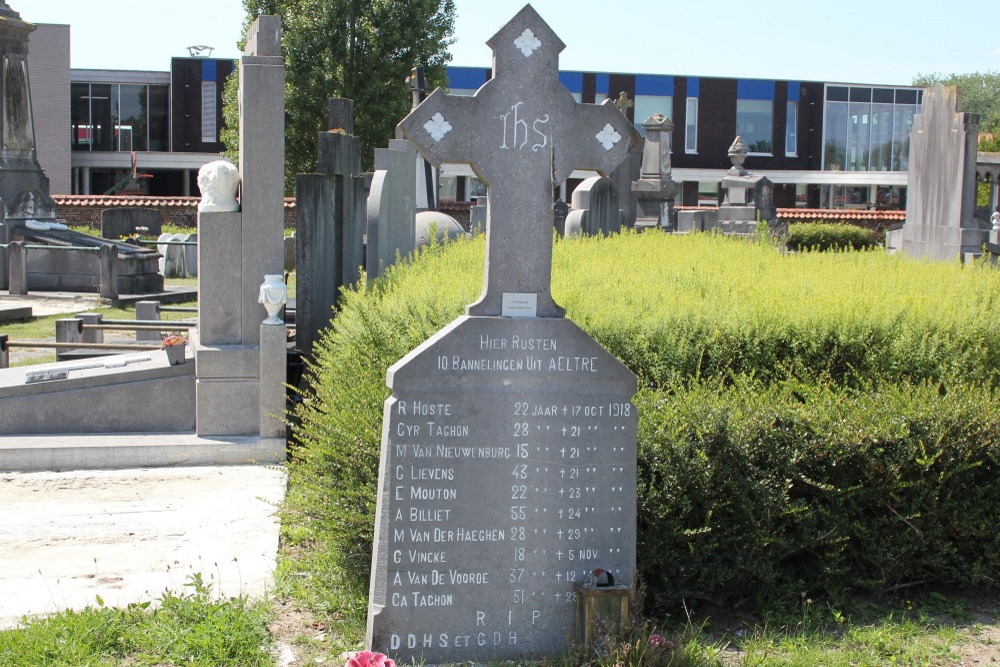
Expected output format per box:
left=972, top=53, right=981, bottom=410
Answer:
left=0, top=465, right=286, bottom=629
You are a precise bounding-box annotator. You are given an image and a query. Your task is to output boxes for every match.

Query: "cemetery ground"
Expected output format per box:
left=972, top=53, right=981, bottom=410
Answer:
left=3, top=230, right=1000, bottom=664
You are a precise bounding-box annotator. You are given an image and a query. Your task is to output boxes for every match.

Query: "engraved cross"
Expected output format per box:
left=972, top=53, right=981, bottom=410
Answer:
left=399, top=4, right=638, bottom=317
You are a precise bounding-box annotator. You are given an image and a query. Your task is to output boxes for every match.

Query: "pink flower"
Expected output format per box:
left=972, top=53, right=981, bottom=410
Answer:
left=648, top=634, right=675, bottom=650
left=346, top=651, right=396, bottom=667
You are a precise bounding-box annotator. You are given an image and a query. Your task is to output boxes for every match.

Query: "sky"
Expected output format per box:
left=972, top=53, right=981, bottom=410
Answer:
left=23, top=0, right=999, bottom=86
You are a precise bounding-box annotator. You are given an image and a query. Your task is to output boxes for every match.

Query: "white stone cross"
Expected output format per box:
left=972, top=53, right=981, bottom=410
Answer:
left=398, top=4, right=638, bottom=318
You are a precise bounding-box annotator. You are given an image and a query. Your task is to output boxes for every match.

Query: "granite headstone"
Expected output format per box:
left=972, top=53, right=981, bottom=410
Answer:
left=367, top=6, right=639, bottom=663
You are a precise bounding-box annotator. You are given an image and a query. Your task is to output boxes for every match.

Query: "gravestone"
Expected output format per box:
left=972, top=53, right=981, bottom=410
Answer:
left=564, top=176, right=622, bottom=236
left=366, top=138, right=417, bottom=281
left=609, top=144, right=641, bottom=227
left=631, top=113, right=677, bottom=230
left=367, top=6, right=639, bottom=664
left=902, top=86, right=986, bottom=261
left=717, top=136, right=777, bottom=235
left=100, top=208, right=162, bottom=240
left=195, top=15, right=286, bottom=441
left=469, top=194, right=487, bottom=231
left=295, top=98, right=366, bottom=358
left=414, top=210, right=468, bottom=247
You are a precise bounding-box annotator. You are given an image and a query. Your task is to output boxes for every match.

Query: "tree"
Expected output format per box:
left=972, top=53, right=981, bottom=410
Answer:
left=223, top=0, right=455, bottom=192
left=913, top=71, right=1000, bottom=145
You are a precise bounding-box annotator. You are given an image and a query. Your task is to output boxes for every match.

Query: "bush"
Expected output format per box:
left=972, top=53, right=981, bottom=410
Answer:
left=787, top=222, right=881, bottom=252
left=286, top=231, right=1000, bottom=618
left=637, top=380, right=1000, bottom=611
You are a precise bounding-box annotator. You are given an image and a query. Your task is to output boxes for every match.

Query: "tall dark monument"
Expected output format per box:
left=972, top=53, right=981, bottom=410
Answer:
left=0, top=0, right=56, bottom=220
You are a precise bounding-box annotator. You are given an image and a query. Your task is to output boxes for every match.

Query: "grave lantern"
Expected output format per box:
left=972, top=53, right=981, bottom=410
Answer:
left=573, top=569, right=630, bottom=648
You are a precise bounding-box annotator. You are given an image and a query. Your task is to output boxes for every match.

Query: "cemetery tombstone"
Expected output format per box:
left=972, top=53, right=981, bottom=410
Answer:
left=366, top=138, right=417, bottom=281
left=564, top=176, right=623, bottom=236
left=100, top=208, right=162, bottom=241
left=366, top=6, right=639, bottom=664
left=902, top=86, right=986, bottom=261
left=295, top=98, right=366, bottom=358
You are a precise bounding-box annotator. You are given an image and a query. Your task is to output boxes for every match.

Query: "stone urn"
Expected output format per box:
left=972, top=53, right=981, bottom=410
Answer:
left=258, top=274, right=287, bottom=325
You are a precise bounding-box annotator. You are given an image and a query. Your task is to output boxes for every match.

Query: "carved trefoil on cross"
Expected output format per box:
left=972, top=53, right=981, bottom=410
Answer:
left=398, top=4, right=639, bottom=318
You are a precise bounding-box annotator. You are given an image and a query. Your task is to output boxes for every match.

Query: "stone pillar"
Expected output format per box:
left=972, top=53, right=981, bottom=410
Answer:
left=238, top=16, right=285, bottom=346
left=135, top=300, right=161, bottom=342
left=259, top=323, right=286, bottom=440
left=78, top=312, right=104, bottom=344
left=0, top=334, right=8, bottom=369
left=98, top=244, right=119, bottom=299
left=55, top=317, right=83, bottom=359
left=197, top=211, right=243, bottom=345
left=8, top=240, right=26, bottom=295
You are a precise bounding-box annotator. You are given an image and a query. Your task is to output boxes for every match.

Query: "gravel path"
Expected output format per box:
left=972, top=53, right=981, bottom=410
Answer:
left=0, top=465, right=286, bottom=628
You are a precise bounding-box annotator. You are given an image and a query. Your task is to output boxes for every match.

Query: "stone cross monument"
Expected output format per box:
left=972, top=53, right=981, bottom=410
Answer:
left=367, top=5, right=639, bottom=664
left=397, top=4, right=637, bottom=318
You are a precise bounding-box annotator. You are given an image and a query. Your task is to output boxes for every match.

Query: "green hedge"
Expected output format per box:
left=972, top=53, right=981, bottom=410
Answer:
left=287, top=232, right=1000, bottom=614
left=637, top=380, right=1000, bottom=610
left=786, top=222, right=882, bottom=252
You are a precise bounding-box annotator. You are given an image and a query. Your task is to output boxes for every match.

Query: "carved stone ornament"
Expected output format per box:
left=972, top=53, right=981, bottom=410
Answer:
left=197, top=159, right=241, bottom=212
left=423, top=112, right=453, bottom=141
left=595, top=123, right=623, bottom=150
left=258, top=273, right=287, bottom=325
left=514, top=28, right=541, bottom=56
left=728, top=136, right=749, bottom=175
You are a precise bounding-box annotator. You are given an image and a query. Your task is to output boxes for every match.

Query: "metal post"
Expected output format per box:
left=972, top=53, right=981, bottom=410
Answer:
left=0, top=334, right=8, bottom=369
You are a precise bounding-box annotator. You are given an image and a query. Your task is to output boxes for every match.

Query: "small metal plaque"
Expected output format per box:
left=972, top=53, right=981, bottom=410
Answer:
left=502, top=293, right=537, bottom=318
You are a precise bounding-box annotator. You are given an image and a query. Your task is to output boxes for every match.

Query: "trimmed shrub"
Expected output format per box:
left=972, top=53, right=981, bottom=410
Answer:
left=637, top=380, right=1000, bottom=610
left=787, top=222, right=881, bottom=252
left=287, top=231, right=1000, bottom=616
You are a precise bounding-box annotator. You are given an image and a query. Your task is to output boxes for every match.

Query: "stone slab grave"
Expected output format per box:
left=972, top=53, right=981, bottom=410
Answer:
left=366, top=6, right=639, bottom=663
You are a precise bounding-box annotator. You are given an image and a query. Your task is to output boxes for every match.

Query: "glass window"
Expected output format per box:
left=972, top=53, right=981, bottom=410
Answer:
left=89, top=83, right=113, bottom=151
left=847, top=100, right=871, bottom=171
left=892, top=104, right=917, bottom=171
left=685, top=97, right=697, bottom=153
left=633, top=95, right=671, bottom=135
left=118, top=84, right=147, bottom=152
left=785, top=101, right=797, bottom=156
left=148, top=85, right=169, bottom=151
left=697, top=180, right=719, bottom=206
left=824, top=101, right=848, bottom=170
left=824, top=85, right=921, bottom=171
left=736, top=98, right=773, bottom=154
left=71, top=82, right=91, bottom=150
left=869, top=102, right=894, bottom=171
left=201, top=81, right=217, bottom=143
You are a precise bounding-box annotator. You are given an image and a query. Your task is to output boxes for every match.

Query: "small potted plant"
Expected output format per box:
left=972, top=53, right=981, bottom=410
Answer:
left=162, top=334, right=187, bottom=365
